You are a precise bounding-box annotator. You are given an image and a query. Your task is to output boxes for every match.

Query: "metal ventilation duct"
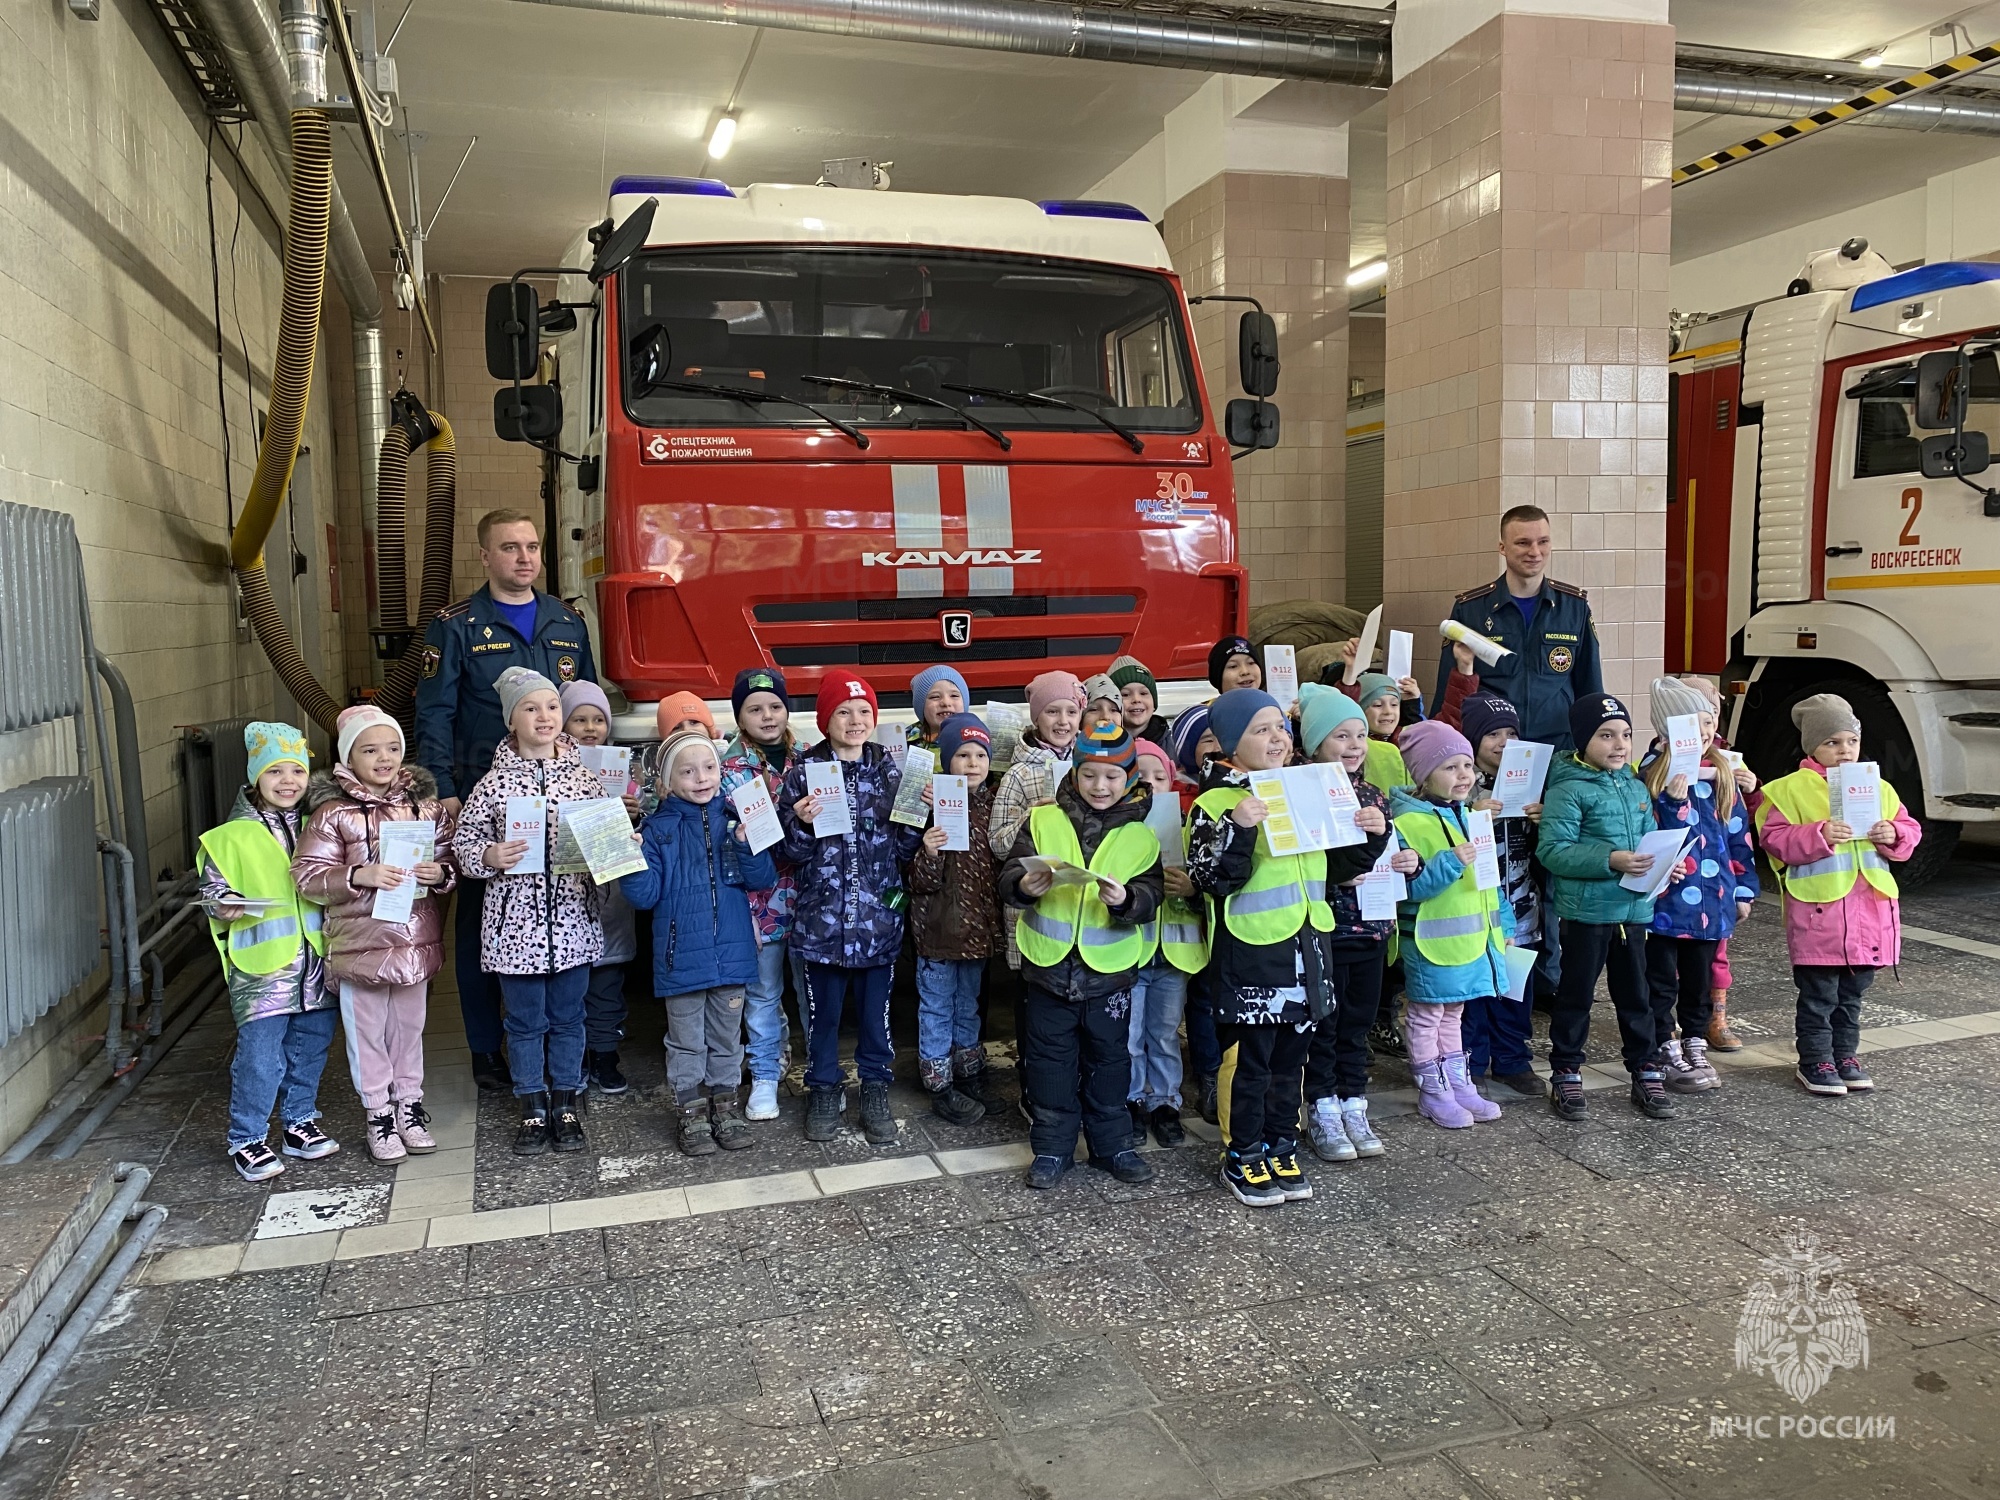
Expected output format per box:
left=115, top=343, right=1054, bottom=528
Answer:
left=1673, top=67, right=2000, bottom=138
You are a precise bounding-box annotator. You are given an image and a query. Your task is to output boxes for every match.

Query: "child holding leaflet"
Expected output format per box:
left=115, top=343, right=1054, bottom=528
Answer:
left=1387, top=722, right=1509, bottom=1131
left=1460, top=693, right=1547, bottom=1096
left=990, top=672, right=1086, bottom=968
left=907, top=664, right=969, bottom=754
left=561, top=681, right=640, bottom=1094
left=200, top=723, right=339, bottom=1182
left=1537, top=694, right=1676, bottom=1122
left=1125, top=739, right=1200, bottom=1147
left=719, top=667, right=802, bottom=1120
left=907, top=713, right=1002, bottom=1125
left=452, top=667, right=606, bottom=1156
left=293, top=706, right=457, bottom=1162
left=779, top=675, right=924, bottom=1144
left=1756, top=693, right=1921, bottom=1097
left=624, top=728, right=776, bottom=1153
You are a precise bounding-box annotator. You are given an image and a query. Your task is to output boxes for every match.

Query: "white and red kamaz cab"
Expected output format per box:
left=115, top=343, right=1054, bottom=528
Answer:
left=497, top=175, right=1278, bottom=736
left=1670, top=242, right=2000, bottom=879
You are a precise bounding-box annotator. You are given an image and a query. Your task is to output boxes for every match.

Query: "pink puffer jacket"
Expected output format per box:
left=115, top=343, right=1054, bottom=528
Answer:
left=1757, top=759, right=1922, bottom=969
left=293, top=764, right=458, bottom=987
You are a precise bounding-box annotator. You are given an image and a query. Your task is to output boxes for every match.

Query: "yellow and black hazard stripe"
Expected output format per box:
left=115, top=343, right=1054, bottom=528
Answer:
left=1674, top=43, right=2000, bottom=187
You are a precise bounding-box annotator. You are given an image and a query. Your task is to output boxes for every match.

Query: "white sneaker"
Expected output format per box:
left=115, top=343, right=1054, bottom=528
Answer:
left=1683, top=1036, right=1721, bottom=1089
left=746, top=1079, right=780, bottom=1121
left=1662, top=1039, right=1707, bottom=1096
left=1307, top=1097, right=1356, bottom=1163
left=1339, top=1096, right=1385, bottom=1157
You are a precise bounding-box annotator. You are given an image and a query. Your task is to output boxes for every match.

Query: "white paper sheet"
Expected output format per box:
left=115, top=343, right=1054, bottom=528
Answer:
left=559, top=797, right=647, bottom=884
left=1440, top=618, right=1511, bottom=666
left=932, top=773, right=970, bottom=851
left=1318, top=761, right=1368, bottom=847
left=370, top=819, right=436, bottom=924
left=504, top=797, right=547, bottom=875
left=889, top=746, right=934, bottom=828
left=1665, top=715, right=1704, bottom=783
left=1264, top=644, right=1298, bottom=708
left=730, top=777, right=784, bottom=855
left=1491, top=740, right=1552, bottom=817
left=1021, top=854, right=1100, bottom=887
left=1385, top=629, right=1413, bottom=684
left=982, top=701, right=1028, bottom=771
left=1250, top=768, right=1329, bottom=856
left=805, top=761, right=852, bottom=838
left=1357, top=830, right=1406, bottom=919
left=578, top=745, right=633, bottom=800
left=1144, top=786, right=1185, bottom=867
left=1463, top=807, right=1502, bottom=891
left=1345, top=604, right=1383, bottom=684
left=1503, top=944, right=1537, bottom=1002
left=873, top=722, right=908, bottom=768
left=1618, top=828, right=1689, bottom=896
left=1830, top=761, right=1881, bottom=832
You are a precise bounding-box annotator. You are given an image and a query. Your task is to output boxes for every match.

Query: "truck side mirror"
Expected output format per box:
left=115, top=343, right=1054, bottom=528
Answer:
left=486, top=282, right=540, bottom=381
left=1238, top=310, right=1280, bottom=398
left=494, top=385, right=562, bottom=444
left=1914, top=350, right=1965, bottom=430
left=1225, top=398, right=1280, bottom=450
left=590, top=197, right=658, bottom=283
left=1920, top=430, right=1989, bottom=479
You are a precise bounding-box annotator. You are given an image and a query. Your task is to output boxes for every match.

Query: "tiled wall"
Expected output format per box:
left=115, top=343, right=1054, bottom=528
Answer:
left=1383, top=11, right=1672, bottom=708
left=1164, top=171, right=1351, bottom=610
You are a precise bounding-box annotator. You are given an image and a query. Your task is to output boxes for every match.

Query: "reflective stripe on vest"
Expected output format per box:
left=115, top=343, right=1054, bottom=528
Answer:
left=1392, top=802, right=1503, bottom=969
left=1757, top=769, right=1901, bottom=905
left=197, top=817, right=326, bottom=977
left=1192, top=787, right=1335, bottom=946
left=1015, top=805, right=1159, bottom=974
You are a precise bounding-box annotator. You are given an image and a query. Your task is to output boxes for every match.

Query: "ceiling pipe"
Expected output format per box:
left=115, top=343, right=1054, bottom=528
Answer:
left=1672, top=67, right=2000, bottom=137
left=512, top=0, right=1394, bottom=84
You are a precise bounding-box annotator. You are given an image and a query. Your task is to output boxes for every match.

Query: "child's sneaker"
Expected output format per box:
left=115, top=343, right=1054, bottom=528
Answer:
left=1339, top=1097, right=1385, bottom=1157
left=1661, top=1038, right=1706, bottom=1096
left=1091, top=1149, right=1155, bottom=1185
left=1796, top=1060, right=1848, bottom=1096
left=1026, top=1153, right=1072, bottom=1190
left=858, top=1082, right=898, bottom=1145
left=1547, top=1071, right=1587, bottom=1121
left=805, top=1088, right=844, bottom=1141
left=1266, top=1144, right=1313, bottom=1201
left=230, top=1141, right=285, bottom=1182
left=1835, top=1056, right=1874, bottom=1092
left=280, top=1120, right=339, bottom=1160
left=1684, top=1036, right=1721, bottom=1089
left=366, top=1110, right=408, bottom=1162
left=1307, top=1097, right=1357, bottom=1163
left=394, top=1101, right=437, bottom=1153
left=587, top=1050, right=628, bottom=1096
left=1629, top=1066, right=1677, bottom=1120
left=1127, top=1100, right=1148, bottom=1150
left=746, top=1079, right=781, bottom=1121
left=1221, top=1151, right=1285, bottom=1207
left=930, top=1083, right=985, bottom=1127
left=1148, top=1105, right=1186, bottom=1148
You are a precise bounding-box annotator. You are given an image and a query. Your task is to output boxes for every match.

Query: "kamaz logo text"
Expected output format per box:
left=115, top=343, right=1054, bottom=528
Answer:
left=861, top=549, right=1043, bottom=567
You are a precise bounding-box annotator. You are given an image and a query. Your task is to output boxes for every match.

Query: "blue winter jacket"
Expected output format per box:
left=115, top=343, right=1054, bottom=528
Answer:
left=1645, top=764, right=1760, bottom=941
left=777, top=741, right=924, bottom=968
left=621, top=793, right=776, bottom=997
left=1537, top=752, right=1658, bottom=925
left=1387, top=788, right=1511, bottom=1004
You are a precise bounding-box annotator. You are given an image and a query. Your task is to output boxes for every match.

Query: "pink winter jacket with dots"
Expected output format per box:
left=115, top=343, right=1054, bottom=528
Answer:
left=1756, top=759, right=1921, bottom=969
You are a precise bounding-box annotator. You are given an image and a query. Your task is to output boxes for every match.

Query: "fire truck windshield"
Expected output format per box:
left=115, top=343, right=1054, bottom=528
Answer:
left=620, top=247, right=1199, bottom=434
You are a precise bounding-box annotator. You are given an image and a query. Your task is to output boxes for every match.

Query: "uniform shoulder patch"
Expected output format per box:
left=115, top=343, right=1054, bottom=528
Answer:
left=1549, top=579, right=1588, bottom=600
left=437, top=600, right=470, bottom=621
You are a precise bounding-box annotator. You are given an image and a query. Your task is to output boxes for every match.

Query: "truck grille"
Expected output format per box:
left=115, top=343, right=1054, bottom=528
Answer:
left=771, top=635, right=1121, bottom=668
left=753, top=594, right=1135, bottom=624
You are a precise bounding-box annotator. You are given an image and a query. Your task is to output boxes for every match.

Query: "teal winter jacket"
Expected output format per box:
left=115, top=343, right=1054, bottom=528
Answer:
left=1536, top=753, right=1659, bottom=925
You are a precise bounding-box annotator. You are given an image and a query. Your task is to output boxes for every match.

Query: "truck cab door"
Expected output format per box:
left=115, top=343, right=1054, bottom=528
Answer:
left=1828, top=355, right=2000, bottom=679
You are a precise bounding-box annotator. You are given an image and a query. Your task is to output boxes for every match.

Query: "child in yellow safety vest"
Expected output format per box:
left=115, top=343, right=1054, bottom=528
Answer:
left=1122, top=740, right=1203, bottom=1151
left=1387, top=722, right=1509, bottom=1132
left=996, top=722, right=1164, bottom=1192
left=1755, top=692, right=1922, bottom=1097
left=197, top=722, right=339, bottom=1183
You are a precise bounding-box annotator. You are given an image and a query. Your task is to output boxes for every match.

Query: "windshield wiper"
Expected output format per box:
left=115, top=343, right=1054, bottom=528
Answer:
left=633, top=376, right=869, bottom=449
left=799, top=375, right=1011, bottom=451
left=943, top=382, right=1145, bottom=453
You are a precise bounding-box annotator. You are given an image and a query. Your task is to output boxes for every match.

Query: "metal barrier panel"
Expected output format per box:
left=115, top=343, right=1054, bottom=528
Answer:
left=0, top=778, right=99, bottom=1048
left=0, top=505, right=84, bottom=733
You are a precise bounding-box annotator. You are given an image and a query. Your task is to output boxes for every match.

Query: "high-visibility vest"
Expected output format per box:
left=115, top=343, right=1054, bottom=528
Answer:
left=1192, top=786, right=1334, bottom=945
left=1363, top=738, right=1409, bottom=792
left=1393, top=802, right=1505, bottom=968
left=1016, top=805, right=1159, bottom=974
left=1757, top=768, right=1902, bottom=904
left=1132, top=805, right=1209, bottom=974
left=198, top=817, right=324, bottom=976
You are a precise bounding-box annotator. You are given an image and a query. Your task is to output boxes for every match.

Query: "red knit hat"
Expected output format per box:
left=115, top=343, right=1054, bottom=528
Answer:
left=815, top=673, right=879, bottom=734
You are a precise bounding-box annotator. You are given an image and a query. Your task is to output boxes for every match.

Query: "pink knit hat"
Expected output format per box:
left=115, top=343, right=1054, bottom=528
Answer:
left=1025, top=671, right=1085, bottom=721
left=1132, top=738, right=1173, bottom=778
left=1397, top=720, right=1474, bottom=791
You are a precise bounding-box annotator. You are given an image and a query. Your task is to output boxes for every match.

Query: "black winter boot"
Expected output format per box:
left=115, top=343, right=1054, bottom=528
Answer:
left=805, top=1088, right=844, bottom=1142
left=859, top=1081, right=898, bottom=1145
left=588, top=1050, right=628, bottom=1095
left=680, top=1095, right=718, bottom=1155
left=550, top=1089, right=587, bottom=1151
left=512, top=1092, right=551, bottom=1155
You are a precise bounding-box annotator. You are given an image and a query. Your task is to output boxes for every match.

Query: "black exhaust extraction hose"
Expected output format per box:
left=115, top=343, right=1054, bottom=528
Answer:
left=374, top=405, right=457, bottom=725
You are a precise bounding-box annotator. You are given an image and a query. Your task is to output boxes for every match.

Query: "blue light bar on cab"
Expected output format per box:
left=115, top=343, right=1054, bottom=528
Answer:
left=1038, top=199, right=1151, bottom=222
left=609, top=175, right=734, bottom=199
left=1850, top=261, right=2000, bottom=312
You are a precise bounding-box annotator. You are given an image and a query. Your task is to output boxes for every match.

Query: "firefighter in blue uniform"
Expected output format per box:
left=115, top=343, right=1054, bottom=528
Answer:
left=415, top=509, right=597, bottom=1090
left=1432, top=505, right=1602, bottom=751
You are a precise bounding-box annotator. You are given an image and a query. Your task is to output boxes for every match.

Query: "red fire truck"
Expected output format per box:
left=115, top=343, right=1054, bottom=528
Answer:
left=488, top=176, right=1279, bottom=733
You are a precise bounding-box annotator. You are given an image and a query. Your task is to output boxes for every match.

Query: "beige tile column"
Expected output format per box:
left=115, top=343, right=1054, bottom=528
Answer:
left=1383, top=0, right=1672, bottom=708
left=1164, top=172, right=1352, bottom=609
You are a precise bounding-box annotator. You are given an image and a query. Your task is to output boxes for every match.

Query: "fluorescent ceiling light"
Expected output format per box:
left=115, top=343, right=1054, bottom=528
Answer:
left=1347, top=260, right=1387, bottom=288
left=707, top=112, right=738, bottom=159
left=1859, top=50, right=1887, bottom=67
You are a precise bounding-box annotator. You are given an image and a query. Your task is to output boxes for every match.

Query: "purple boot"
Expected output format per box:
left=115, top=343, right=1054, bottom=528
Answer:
left=1442, top=1053, right=1503, bottom=1122
left=1414, top=1058, right=1474, bottom=1129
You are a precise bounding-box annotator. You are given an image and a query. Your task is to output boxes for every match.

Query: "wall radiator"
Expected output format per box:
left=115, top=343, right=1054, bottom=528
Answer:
left=179, top=719, right=254, bottom=869
left=0, top=779, right=99, bottom=1045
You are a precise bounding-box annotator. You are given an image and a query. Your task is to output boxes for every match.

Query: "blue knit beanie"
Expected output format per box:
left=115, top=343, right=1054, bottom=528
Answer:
left=1167, top=704, right=1211, bottom=776
left=1297, top=682, right=1365, bottom=755
left=1209, top=688, right=1282, bottom=758
left=910, top=664, right=970, bottom=717
left=936, top=713, right=991, bottom=768
left=731, top=666, right=788, bottom=717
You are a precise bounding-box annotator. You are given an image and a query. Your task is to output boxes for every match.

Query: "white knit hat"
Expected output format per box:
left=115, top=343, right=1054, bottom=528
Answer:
left=336, top=705, right=404, bottom=766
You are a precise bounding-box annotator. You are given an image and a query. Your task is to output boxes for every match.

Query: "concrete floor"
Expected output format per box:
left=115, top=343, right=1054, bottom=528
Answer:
left=3, top=852, right=1999, bottom=1498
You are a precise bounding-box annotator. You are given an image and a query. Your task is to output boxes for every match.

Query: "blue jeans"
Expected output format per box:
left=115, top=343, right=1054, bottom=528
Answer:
left=745, top=939, right=803, bottom=1083
left=915, top=958, right=984, bottom=1063
left=453, top=878, right=505, bottom=1052
left=228, top=1007, right=338, bottom=1151
left=584, top=962, right=627, bottom=1051
left=498, top=966, right=590, bottom=1096
left=1127, top=959, right=1187, bottom=1110
left=1463, top=988, right=1535, bottom=1076
left=1183, top=968, right=1222, bottom=1080
left=801, top=962, right=894, bottom=1090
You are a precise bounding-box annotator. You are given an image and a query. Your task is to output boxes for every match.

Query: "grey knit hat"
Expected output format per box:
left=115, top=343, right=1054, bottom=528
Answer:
left=495, top=665, right=560, bottom=729
left=1082, top=673, right=1120, bottom=707
left=1648, top=677, right=1712, bottom=739
left=1792, top=692, right=1860, bottom=754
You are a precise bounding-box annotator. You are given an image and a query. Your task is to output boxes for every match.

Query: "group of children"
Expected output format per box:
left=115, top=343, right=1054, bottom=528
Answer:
left=202, top=633, right=1921, bottom=1204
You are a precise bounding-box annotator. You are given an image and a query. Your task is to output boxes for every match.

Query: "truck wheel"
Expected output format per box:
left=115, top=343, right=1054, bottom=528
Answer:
left=1751, top=677, right=1961, bottom=890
